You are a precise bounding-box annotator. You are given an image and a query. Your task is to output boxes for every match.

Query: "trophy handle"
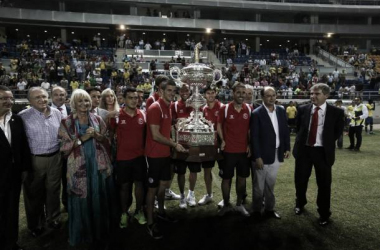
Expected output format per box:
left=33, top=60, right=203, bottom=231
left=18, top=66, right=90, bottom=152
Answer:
left=212, top=69, right=222, bottom=84
left=169, top=66, right=183, bottom=85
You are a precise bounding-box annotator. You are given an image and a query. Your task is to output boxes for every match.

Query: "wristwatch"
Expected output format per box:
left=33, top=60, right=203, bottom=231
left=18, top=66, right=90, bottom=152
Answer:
left=77, top=138, right=82, bottom=146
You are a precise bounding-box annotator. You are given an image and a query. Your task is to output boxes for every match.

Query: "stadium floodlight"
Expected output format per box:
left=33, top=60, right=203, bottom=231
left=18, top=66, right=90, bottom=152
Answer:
left=327, top=33, right=333, bottom=38
left=120, top=25, right=125, bottom=30
left=206, top=28, right=212, bottom=33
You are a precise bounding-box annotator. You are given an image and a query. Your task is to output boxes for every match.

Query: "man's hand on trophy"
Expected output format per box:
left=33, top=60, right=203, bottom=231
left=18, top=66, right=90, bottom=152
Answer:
left=175, top=143, right=187, bottom=153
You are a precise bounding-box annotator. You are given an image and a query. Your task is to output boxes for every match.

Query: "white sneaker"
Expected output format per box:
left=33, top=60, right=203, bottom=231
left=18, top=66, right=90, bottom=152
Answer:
left=154, top=199, right=166, bottom=210
left=198, top=194, right=213, bottom=205
left=218, top=204, right=232, bottom=216
left=165, top=189, right=181, bottom=200
left=179, top=198, right=187, bottom=209
left=187, top=192, right=196, bottom=207
left=235, top=205, right=250, bottom=217
left=218, top=199, right=224, bottom=208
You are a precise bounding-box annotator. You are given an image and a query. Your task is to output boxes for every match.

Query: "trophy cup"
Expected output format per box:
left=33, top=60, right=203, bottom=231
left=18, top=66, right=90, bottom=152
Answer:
left=170, top=43, right=222, bottom=162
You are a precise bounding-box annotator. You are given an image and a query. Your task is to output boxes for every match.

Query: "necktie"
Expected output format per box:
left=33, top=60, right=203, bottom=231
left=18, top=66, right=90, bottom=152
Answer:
left=58, top=107, right=63, bottom=113
left=308, top=107, right=320, bottom=146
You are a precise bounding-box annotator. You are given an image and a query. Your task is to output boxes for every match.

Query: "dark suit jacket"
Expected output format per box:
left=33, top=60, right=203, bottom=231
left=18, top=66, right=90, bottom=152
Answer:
left=0, top=114, right=31, bottom=196
left=251, top=105, right=291, bottom=164
left=50, top=104, right=71, bottom=116
left=292, top=103, right=345, bottom=166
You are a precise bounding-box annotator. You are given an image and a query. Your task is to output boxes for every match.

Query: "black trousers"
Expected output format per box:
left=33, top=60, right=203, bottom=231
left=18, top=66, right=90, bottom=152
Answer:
left=349, top=126, right=363, bottom=149
left=336, top=134, right=343, bottom=149
left=0, top=170, right=22, bottom=249
left=295, top=146, right=332, bottom=220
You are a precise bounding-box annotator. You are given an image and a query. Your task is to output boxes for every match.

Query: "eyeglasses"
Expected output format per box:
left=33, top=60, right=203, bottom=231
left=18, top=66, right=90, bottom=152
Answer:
left=0, top=97, right=15, bottom=102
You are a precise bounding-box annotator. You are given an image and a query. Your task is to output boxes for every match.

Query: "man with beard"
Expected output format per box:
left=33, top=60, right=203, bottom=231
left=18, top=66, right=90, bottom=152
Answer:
left=217, top=82, right=251, bottom=217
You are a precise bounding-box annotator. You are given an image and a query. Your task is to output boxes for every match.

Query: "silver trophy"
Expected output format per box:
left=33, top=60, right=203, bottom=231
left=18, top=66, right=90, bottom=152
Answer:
left=170, top=43, right=222, bottom=162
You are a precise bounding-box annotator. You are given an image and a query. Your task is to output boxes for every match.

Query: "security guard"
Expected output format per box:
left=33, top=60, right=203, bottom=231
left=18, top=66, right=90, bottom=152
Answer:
left=346, top=97, right=368, bottom=151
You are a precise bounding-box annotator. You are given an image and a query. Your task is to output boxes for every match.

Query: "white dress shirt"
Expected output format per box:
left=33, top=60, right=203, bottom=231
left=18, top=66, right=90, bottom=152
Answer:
left=309, top=102, right=327, bottom=147
left=0, top=111, right=12, bottom=144
left=263, top=103, right=280, bottom=148
left=51, top=103, right=68, bottom=118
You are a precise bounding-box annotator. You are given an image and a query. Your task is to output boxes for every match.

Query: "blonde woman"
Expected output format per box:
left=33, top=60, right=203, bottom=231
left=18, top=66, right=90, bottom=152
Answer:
left=59, top=89, right=113, bottom=247
left=100, top=88, right=120, bottom=113
left=100, top=89, right=120, bottom=162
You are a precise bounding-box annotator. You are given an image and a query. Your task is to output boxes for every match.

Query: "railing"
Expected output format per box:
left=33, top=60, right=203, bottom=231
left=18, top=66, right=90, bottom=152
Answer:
left=240, top=0, right=380, bottom=5
left=317, top=48, right=354, bottom=69
left=9, top=87, right=379, bottom=104
left=123, top=49, right=209, bottom=61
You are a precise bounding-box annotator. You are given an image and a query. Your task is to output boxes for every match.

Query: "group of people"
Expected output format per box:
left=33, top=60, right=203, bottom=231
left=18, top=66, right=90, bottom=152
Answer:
left=0, top=76, right=345, bottom=249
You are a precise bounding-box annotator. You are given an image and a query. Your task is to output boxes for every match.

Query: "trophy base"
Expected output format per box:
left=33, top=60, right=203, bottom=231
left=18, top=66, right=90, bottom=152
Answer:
left=172, top=145, right=223, bottom=163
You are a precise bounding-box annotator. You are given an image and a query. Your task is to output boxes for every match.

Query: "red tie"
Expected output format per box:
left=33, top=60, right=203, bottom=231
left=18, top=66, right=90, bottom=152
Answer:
left=308, top=107, right=320, bottom=146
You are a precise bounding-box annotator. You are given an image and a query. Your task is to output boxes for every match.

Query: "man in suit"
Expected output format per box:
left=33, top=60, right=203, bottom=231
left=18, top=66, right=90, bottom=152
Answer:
left=293, top=83, right=344, bottom=226
left=0, top=85, right=31, bottom=250
left=51, top=86, right=71, bottom=118
left=251, top=86, right=290, bottom=219
left=86, top=87, right=109, bottom=123
left=51, top=86, right=71, bottom=211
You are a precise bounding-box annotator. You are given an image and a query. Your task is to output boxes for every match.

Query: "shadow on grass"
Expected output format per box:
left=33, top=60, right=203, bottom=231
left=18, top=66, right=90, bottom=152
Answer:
left=17, top=133, right=380, bottom=250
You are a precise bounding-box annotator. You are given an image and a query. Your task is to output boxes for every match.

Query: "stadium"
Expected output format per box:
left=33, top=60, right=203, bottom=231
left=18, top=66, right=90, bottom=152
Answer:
left=0, top=0, right=379, bottom=250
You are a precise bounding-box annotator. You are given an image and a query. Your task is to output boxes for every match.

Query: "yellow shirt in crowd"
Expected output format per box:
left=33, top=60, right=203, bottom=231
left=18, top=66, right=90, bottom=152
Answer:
left=100, top=62, right=106, bottom=70
left=70, top=81, right=79, bottom=90
left=65, top=65, right=71, bottom=74
left=286, top=106, right=297, bottom=119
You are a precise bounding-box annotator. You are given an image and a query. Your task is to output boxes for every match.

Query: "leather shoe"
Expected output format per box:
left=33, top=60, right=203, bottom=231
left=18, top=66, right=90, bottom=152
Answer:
left=49, top=221, right=61, bottom=229
left=30, top=228, right=44, bottom=237
left=264, top=210, right=281, bottom=219
left=319, top=218, right=330, bottom=226
left=294, top=207, right=304, bottom=215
